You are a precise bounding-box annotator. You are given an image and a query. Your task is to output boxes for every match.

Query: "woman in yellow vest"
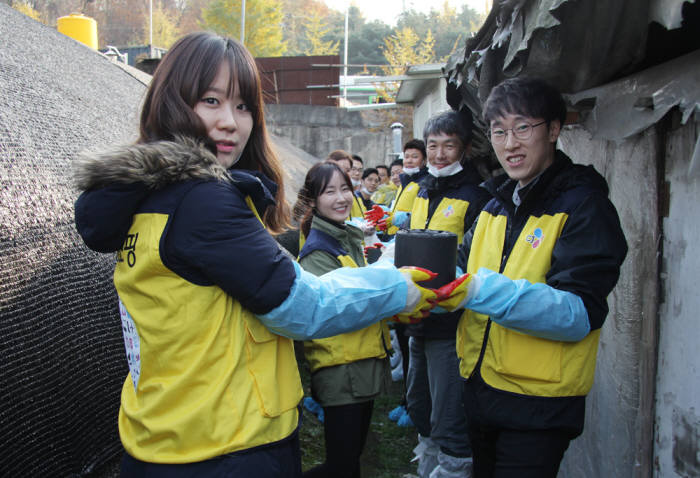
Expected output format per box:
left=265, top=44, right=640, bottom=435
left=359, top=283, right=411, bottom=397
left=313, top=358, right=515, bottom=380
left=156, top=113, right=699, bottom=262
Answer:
left=73, top=32, right=441, bottom=478
left=297, top=161, right=391, bottom=478
left=435, top=77, right=628, bottom=477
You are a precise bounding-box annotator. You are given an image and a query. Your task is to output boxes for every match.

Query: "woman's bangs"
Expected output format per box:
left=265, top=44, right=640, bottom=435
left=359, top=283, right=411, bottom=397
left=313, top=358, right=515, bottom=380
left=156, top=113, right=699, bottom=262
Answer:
left=224, top=44, right=259, bottom=115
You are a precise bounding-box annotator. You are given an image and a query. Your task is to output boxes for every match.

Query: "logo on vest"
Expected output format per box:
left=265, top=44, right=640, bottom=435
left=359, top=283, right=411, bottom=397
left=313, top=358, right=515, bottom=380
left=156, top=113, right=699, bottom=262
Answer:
left=525, top=227, right=544, bottom=249
left=443, top=204, right=455, bottom=218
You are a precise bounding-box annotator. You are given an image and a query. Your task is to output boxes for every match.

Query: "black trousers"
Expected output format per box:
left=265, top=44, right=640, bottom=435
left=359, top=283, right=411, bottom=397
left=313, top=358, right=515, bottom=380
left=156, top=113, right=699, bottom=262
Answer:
left=463, top=384, right=571, bottom=478
left=394, top=323, right=410, bottom=405
left=121, top=431, right=302, bottom=478
left=303, top=400, right=374, bottom=478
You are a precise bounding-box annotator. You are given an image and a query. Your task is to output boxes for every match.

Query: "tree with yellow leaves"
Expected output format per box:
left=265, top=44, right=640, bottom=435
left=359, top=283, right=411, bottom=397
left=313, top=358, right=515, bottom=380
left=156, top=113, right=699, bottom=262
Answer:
left=377, top=26, right=436, bottom=101
left=11, top=1, right=43, bottom=23
left=201, top=0, right=287, bottom=57
left=143, top=0, right=180, bottom=48
left=303, top=9, right=340, bottom=56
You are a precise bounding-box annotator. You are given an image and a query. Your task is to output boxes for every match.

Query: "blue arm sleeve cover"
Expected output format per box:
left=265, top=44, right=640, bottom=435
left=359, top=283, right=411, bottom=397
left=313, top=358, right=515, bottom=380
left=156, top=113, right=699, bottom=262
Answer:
left=257, top=261, right=407, bottom=340
left=467, top=268, right=590, bottom=342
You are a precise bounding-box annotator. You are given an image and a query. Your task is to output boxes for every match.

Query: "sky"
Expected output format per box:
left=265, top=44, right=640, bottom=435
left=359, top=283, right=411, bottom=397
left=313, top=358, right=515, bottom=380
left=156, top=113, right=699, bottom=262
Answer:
left=322, top=0, right=488, bottom=26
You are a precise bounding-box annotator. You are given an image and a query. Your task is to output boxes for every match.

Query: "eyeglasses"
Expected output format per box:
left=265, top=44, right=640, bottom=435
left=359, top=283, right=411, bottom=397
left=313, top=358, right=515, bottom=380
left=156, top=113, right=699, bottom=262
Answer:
left=489, top=121, right=547, bottom=144
left=351, top=167, right=363, bottom=172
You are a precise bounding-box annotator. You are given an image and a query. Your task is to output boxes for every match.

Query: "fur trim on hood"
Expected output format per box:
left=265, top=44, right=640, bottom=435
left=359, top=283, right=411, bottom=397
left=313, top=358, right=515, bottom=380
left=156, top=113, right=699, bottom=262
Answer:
left=73, top=136, right=229, bottom=191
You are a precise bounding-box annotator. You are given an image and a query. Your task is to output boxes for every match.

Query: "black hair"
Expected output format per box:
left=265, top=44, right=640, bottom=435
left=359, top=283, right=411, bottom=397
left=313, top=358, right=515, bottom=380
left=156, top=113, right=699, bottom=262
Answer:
left=351, top=154, right=363, bottom=165
left=423, top=111, right=473, bottom=147
left=362, top=168, right=379, bottom=180
left=376, top=165, right=389, bottom=174
left=403, top=139, right=426, bottom=158
left=483, top=77, right=567, bottom=126
left=295, top=161, right=353, bottom=237
left=390, top=158, right=404, bottom=168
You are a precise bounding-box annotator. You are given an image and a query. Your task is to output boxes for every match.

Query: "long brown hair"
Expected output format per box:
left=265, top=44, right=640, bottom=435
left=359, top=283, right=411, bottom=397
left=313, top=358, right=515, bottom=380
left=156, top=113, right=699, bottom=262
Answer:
left=138, top=31, right=289, bottom=232
left=295, top=161, right=353, bottom=238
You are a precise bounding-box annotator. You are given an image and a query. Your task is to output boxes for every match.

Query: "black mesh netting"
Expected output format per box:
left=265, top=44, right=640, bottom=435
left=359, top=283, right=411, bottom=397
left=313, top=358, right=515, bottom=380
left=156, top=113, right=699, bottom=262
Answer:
left=1, top=5, right=149, bottom=476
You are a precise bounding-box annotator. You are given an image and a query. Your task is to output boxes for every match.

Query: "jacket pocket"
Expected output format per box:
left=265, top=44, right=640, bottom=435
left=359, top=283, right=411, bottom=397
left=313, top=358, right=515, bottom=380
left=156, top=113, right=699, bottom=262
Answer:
left=244, top=313, right=302, bottom=417
left=489, top=324, right=562, bottom=383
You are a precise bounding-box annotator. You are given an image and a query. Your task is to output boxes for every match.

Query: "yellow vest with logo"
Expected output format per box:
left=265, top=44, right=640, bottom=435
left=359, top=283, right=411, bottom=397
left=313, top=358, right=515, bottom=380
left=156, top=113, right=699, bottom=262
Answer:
left=303, top=254, right=390, bottom=373
left=457, top=211, right=601, bottom=397
left=114, top=197, right=302, bottom=463
left=386, top=181, right=422, bottom=234
left=410, top=195, right=472, bottom=244
left=393, top=181, right=420, bottom=213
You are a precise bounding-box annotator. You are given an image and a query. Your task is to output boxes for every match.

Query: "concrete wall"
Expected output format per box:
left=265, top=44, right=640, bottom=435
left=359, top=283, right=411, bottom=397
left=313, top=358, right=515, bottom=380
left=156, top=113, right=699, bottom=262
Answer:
left=413, top=79, right=450, bottom=141
left=654, top=120, right=700, bottom=478
left=264, top=103, right=404, bottom=167
left=556, top=125, right=661, bottom=478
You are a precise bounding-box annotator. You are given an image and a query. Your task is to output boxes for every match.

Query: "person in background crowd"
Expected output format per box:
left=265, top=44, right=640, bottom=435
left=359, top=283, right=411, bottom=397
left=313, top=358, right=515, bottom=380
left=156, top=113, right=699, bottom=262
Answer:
left=376, top=165, right=390, bottom=185
left=390, top=159, right=403, bottom=188
left=402, top=111, right=491, bottom=478
left=296, top=150, right=362, bottom=250
left=297, top=161, right=392, bottom=478
left=356, top=167, right=379, bottom=210
left=350, top=154, right=364, bottom=191
left=372, top=164, right=399, bottom=207
left=435, top=77, right=627, bottom=478
left=372, top=140, right=429, bottom=236
left=326, top=152, right=367, bottom=221
left=73, top=31, right=444, bottom=478
left=327, top=150, right=353, bottom=175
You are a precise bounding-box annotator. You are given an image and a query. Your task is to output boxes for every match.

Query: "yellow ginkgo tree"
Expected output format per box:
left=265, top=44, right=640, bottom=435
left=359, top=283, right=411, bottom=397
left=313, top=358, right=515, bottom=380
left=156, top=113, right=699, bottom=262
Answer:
left=201, top=0, right=287, bottom=57
left=376, top=26, right=436, bottom=102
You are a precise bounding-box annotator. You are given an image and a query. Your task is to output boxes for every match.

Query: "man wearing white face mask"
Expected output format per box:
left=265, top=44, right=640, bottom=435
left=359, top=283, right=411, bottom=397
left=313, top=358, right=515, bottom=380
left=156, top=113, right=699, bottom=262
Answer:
left=404, top=110, right=491, bottom=478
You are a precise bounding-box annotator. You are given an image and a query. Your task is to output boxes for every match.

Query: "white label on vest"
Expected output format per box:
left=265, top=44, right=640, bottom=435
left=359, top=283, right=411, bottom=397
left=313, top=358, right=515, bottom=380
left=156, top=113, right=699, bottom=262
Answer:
left=118, top=299, right=141, bottom=391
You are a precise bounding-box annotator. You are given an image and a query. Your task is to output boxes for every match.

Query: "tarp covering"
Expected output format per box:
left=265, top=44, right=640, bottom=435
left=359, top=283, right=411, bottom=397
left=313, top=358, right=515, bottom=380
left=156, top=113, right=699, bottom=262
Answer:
left=0, top=5, right=147, bottom=476
left=445, top=0, right=698, bottom=104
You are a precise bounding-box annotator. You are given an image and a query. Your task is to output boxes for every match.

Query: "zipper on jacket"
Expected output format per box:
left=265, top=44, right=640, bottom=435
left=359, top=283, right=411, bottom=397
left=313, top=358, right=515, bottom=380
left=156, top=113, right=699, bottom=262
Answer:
left=472, top=212, right=515, bottom=378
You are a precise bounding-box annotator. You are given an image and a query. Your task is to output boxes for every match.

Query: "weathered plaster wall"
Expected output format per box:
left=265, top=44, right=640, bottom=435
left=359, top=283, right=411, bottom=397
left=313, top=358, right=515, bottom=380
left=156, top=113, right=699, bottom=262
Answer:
left=556, top=125, right=661, bottom=478
left=264, top=104, right=403, bottom=167
left=654, top=120, right=700, bottom=478
left=413, top=80, right=449, bottom=141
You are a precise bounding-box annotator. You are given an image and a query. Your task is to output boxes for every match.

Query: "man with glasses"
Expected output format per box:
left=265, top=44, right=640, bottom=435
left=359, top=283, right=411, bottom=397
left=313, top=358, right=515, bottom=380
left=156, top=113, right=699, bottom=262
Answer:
left=436, top=77, right=628, bottom=477
left=350, top=154, right=364, bottom=191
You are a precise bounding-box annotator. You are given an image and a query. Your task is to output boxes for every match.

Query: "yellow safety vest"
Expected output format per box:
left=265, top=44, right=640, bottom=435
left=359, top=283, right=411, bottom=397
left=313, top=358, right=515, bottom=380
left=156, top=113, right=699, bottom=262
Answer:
left=458, top=211, right=600, bottom=397
left=410, top=195, right=473, bottom=245
left=114, top=197, right=302, bottom=463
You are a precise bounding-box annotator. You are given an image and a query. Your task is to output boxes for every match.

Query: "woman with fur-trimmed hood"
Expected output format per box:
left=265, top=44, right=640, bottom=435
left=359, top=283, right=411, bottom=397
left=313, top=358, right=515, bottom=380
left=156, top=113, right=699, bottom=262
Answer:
left=73, top=32, right=444, bottom=477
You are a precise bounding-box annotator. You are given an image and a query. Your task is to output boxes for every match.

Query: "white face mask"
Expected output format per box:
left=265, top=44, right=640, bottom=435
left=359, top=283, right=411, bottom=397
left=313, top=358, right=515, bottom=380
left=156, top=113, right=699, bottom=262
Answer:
left=403, top=167, right=420, bottom=175
left=428, top=161, right=463, bottom=178
left=361, top=186, right=371, bottom=196
left=351, top=179, right=362, bottom=187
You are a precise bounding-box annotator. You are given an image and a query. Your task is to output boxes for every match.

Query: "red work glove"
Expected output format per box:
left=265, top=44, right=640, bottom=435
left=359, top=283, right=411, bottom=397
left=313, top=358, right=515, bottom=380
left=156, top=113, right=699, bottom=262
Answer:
left=364, top=205, right=386, bottom=227
left=430, top=273, right=472, bottom=312
left=391, top=267, right=439, bottom=324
